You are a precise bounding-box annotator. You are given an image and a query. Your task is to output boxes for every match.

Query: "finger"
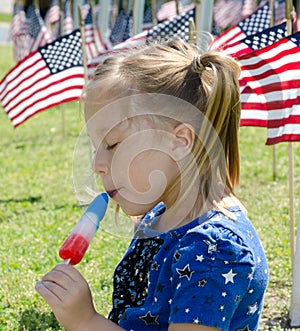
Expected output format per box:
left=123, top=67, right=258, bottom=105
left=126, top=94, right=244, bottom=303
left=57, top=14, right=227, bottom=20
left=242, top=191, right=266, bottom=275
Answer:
left=42, top=264, right=82, bottom=285
left=52, top=263, right=86, bottom=282
left=35, top=280, right=64, bottom=307
left=42, top=269, right=75, bottom=290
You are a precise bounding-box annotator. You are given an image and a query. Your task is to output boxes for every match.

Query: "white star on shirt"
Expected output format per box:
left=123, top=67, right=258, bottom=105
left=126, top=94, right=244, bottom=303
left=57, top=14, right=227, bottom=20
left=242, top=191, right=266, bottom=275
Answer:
left=203, top=239, right=219, bottom=254
left=247, top=302, right=258, bottom=315
left=196, top=255, right=204, bottom=262
left=148, top=211, right=156, bottom=219
left=222, top=269, right=237, bottom=284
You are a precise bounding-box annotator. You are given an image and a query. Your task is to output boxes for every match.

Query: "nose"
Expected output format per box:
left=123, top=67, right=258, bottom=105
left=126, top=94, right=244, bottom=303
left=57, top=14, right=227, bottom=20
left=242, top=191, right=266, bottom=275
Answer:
left=92, top=146, right=110, bottom=175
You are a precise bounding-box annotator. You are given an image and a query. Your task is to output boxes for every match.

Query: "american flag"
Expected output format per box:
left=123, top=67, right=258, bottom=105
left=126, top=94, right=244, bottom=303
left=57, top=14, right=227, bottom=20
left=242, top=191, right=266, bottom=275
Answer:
left=10, top=1, right=26, bottom=39
left=223, top=22, right=287, bottom=58
left=211, top=2, right=270, bottom=50
left=213, top=0, right=244, bottom=30
left=45, top=0, right=60, bottom=40
left=156, top=0, right=194, bottom=22
left=116, top=7, right=195, bottom=49
left=142, top=5, right=153, bottom=31
left=45, top=0, right=60, bottom=26
left=26, top=5, right=52, bottom=53
left=109, top=9, right=132, bottom=46
left=274, top=0, right=286, bottom=23
left=260, top=0, right=297, bottom=26
left=63, top=0, right=73, bottom=36
left=0, top=30, right=84, bottom=128
left=87, top=8, right=195, bottom=79
left=10, top=1, right=29, bottom=61
left=83, top=5, right=107, bottom=61
left=237, top=31, right=300, bottom=144
left=213, top=0, right=257, bottom=32
left=241, top=0, right=257, bottom=18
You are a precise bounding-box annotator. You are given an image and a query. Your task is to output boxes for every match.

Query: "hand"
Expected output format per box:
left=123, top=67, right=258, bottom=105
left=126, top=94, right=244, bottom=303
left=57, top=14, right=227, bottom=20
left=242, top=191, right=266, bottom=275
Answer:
left=35, top=264, right=97, bottom=331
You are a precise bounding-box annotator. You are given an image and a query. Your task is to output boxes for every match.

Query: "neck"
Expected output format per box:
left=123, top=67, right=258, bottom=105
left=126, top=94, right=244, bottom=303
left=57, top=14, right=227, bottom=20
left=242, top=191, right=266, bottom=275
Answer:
left=153, top=185, right=213, bottom=232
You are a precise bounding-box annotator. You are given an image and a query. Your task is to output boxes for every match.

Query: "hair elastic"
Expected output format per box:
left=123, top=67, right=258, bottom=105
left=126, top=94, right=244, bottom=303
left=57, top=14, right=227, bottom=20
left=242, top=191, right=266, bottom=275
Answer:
left=191, top=55, right=206, bottom=74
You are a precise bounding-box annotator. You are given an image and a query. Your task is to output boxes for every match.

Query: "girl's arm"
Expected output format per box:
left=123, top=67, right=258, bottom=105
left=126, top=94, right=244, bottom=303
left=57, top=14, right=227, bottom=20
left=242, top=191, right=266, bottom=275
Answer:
left=35, top=264, right=124, bottom=331
left=36, top=264, right=222, bottom=331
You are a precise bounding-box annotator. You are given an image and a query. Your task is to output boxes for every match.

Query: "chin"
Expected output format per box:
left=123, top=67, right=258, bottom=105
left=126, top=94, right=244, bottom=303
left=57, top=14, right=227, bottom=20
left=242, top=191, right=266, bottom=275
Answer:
left=120, top=201, right=157, bottom=218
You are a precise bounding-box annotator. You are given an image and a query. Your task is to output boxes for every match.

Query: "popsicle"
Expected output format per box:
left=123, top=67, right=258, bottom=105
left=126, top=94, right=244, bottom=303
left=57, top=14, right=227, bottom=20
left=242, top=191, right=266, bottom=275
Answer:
left=59, top=192, right=108, bottom=265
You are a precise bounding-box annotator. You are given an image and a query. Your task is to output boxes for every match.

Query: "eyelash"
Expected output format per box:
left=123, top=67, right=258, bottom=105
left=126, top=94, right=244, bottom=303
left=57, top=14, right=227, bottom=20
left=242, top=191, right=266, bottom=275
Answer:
left=106, top=142, right=118, bottom=150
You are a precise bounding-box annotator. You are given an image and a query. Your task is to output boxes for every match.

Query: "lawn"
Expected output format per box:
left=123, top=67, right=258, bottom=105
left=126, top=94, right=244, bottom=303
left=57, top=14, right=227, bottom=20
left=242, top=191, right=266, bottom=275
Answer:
left=0, top=12, right=12, bottom=24
left=0, top=44, right=300, bottom=330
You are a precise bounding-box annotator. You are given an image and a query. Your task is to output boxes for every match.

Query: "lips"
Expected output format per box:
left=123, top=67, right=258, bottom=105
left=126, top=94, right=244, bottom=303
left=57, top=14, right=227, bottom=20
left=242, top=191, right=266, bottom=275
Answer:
left=107, top=189, right=118, bottom=198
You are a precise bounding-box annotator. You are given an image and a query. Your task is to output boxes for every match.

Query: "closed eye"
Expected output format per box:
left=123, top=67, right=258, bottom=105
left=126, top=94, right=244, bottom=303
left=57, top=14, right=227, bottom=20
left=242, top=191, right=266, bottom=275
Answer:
left=106, top=142, right=119, bottom=150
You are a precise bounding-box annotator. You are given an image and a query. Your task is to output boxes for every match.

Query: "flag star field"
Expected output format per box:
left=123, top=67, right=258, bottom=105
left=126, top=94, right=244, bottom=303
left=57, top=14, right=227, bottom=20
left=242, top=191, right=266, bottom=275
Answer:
left=41, top=31, right=83, bottom=74
left=238, top=2, right=270, bottom=36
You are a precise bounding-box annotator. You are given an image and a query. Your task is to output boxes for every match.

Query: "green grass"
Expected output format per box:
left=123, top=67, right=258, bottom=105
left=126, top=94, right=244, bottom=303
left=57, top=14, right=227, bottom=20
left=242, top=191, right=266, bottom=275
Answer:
left=0, top=12, right=12, bottom=24
left=0, top=45, right=300, bottom=330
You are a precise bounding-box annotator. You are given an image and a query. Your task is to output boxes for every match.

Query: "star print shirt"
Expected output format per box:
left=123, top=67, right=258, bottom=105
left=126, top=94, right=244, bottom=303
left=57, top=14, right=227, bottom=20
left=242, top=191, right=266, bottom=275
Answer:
left=108, top=205, right=269, bottom=331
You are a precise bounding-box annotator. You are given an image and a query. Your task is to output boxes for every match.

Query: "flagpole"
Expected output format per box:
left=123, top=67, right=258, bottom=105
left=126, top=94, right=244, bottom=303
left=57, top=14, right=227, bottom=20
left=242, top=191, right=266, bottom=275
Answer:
left=73, top=0, right=80, bottom=29
left=195, top=0, right=213, bottom=49
left=290, top=210, right=300, bottom=327
left=285, top=2, right=296, bottom=322
left=133, top=0, right=145, bottom=35
left=98, top=0, right=110, bottom=42
left=58, top=0, right=66, bottom=137
left=151, top=0, right=157, bottom=26
left=286, top=0, right=295, bottom=270
left=270, top=0, right=274, bottom=27
left=269, top=0, right=277, bottom=181
left=175, top=0, right=180, bottom=16
left=189, top=18, right=196, bottom=44
left=195, top=0, right=200, bottom=33
left=196, top=0, right=214, bottom=32
left=78, top=7, right=89, bottom=86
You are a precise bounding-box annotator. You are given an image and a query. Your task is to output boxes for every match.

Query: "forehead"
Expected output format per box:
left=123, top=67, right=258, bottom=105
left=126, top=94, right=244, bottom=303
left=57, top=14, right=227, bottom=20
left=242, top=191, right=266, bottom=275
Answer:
left=85, top=91, right=202, bottom=135
left=85, top=93, right=132, bottom=135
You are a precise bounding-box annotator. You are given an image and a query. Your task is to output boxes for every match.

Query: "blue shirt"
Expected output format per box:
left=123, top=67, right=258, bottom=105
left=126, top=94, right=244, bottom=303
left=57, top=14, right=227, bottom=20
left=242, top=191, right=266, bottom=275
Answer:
left=108, top=204, right=269, bottom=331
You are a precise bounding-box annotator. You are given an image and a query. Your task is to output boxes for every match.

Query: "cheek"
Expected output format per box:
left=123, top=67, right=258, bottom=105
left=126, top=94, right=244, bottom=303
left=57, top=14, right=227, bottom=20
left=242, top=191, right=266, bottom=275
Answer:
left=128, top=151, right=177, bottom=193
left=128, top=154, right=152, bottom=192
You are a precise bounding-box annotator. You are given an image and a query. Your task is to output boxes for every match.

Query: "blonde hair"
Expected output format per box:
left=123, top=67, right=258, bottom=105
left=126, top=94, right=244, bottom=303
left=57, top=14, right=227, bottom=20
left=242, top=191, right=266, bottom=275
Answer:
left=87, top=38, right=242, bottom=219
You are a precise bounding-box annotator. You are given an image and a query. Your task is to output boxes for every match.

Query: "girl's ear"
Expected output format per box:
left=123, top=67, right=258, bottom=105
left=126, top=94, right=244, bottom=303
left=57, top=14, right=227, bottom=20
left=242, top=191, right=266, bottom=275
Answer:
left=171, top=123, right=195, bottom=161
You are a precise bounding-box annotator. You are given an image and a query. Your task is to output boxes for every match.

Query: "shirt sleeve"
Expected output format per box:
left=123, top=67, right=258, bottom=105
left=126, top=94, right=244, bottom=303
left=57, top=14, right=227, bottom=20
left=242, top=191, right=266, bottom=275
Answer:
left=169, top=222, right=255, bottom=330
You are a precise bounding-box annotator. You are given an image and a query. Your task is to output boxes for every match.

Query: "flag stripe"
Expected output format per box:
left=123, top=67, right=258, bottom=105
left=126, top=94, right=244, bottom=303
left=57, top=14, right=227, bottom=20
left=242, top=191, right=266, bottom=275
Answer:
left=212, top=26, right=246, bottom=50
left=6, top=71, right=82, bottom=116
left=267, top=124, right=300, bottom=145
left=11, top=89, right=83, bottom=127
left=10, top=81, right=84, bottom=122
left=0, top=52, right=43, bottom=97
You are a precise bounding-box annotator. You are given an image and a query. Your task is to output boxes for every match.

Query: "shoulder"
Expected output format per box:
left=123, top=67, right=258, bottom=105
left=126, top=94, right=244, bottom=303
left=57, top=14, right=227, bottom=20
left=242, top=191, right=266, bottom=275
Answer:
left=173, top=209, right=256, bottom=268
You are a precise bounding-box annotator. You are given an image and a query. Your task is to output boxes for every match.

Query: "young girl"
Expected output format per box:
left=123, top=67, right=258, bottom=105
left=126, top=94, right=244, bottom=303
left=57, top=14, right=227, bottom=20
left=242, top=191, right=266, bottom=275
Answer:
left=36, top=37, right=268, bottom=331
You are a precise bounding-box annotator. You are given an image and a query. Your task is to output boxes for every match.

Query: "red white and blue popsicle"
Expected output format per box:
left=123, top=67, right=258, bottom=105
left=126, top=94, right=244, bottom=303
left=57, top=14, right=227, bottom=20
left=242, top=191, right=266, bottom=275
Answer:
left=59, top=192, right=108, bottom=265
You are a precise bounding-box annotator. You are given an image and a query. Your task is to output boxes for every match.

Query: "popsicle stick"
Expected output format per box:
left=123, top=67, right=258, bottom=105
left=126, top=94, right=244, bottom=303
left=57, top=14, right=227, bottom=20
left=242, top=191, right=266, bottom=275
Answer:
left=64, top=258, right=71, bottom=264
